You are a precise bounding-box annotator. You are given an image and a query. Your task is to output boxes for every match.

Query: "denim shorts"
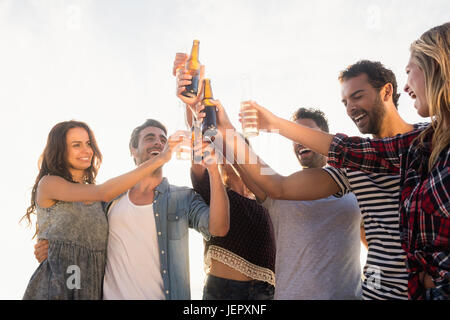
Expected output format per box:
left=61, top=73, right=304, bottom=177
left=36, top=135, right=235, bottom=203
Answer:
left=202, top=274, right=274, bottom=300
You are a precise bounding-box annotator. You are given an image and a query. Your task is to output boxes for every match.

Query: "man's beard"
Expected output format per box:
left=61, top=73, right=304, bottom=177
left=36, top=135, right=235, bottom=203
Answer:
left=135, top=152, right=163, bottom=175
left=136, top=153, right=150, bottom=165
left=361, top=95, right=386, bottom=135
left=298, top=152, right=327, bottom=169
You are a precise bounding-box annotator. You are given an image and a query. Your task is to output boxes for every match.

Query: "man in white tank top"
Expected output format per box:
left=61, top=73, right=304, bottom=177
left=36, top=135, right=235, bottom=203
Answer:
left=102, top=191, right=165, bottom=299
left=102, top=119, right=229, bottom=300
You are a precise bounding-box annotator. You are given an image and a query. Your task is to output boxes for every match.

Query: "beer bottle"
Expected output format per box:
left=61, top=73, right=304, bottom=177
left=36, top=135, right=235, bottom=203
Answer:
left=182, top=40, right=201, bottom=98
left=201, top=79, right=218, bottom=138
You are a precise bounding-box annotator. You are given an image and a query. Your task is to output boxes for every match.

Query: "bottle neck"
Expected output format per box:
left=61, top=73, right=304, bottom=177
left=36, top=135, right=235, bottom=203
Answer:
left=203, top=79, right=213, bottom=102
left=187, top=42, right=200, bottom=70
left=190, top=43, right=199, bottom=61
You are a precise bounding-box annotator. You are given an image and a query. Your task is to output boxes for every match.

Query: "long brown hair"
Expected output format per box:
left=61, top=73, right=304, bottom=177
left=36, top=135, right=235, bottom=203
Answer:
left=411, top=22, right=450, bottom=170
left=21, top=120, right=102, bottom=236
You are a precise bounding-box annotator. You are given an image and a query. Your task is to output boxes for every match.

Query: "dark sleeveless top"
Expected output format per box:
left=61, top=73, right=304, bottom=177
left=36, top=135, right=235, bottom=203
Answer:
left=191, top=169, right=276, bottom=285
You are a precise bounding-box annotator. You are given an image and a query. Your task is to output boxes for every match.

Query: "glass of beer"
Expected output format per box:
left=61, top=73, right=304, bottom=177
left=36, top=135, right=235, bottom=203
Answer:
left=175, top=130, right=192, bottom=161
left=240, top=74, right=259, bottom=137
left=174, top=52, right=188, bottom=95
left=174, top=101, right=192, bottom=160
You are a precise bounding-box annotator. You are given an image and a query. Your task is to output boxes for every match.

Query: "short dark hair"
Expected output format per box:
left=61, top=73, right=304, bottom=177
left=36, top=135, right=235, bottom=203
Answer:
left=291, top=108, right=329, bottom=133
left=129, top=119, right=168, bottom=150
left=338, top=60, right=400, bottom=109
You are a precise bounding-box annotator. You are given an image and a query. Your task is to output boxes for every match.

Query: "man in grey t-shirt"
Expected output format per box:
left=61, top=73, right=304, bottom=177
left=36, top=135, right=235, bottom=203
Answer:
left=235, top=108, right=362, bottom=299
left=262, top=194, right=360, bottom=299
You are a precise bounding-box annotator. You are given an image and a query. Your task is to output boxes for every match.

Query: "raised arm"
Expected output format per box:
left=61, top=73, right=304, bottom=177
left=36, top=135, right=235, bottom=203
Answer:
left=173, top=53, right=205, bottom=128
left=241, top=101, right=334, bottom=156
left=37, top=131, right=183, bottom=206
left=210, top=101, right=340, bottom=201
left=231, top=163, right=268, bottom=203
left=242, top=101, right=423, bottom=175
left=229, top=132, right=340, bottom=201
left=326, top=132, right=421, bottom=175
left=201, top=142, right=230, bottom=237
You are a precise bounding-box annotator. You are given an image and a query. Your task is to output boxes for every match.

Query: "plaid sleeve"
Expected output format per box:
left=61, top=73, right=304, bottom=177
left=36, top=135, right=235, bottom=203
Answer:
left=424, top=156, right=450, bottom=295
left=432, top=251, right=450, bottom=297
left=327, top=132, right=420, bottom=175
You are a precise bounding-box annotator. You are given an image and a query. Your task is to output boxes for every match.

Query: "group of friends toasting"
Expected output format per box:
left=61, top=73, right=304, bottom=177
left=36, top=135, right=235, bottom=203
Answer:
left=23, top=22, right=449, bottom=300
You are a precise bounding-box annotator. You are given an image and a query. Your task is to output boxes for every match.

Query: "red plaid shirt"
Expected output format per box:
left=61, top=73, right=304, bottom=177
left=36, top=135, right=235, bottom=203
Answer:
left=328, top=124, right=450, bottom=300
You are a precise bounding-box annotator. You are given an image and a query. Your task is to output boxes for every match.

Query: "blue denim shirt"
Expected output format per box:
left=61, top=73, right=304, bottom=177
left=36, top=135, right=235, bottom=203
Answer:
left=103, top=177, right=211, bottom=300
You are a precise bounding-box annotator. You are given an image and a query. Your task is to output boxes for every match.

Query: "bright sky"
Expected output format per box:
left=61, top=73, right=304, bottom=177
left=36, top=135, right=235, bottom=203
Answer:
left=0, top=0, right=448, bottom=299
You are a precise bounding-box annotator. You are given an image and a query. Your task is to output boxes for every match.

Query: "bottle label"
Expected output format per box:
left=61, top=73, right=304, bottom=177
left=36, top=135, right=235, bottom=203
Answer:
left=182, top=74, right=199, bottom=98
left=201, top=106, right=217, bottom=137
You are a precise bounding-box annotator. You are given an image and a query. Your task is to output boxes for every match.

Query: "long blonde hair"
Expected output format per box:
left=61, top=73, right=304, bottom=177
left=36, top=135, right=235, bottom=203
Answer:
left=410, top=22, right=450, bottom=171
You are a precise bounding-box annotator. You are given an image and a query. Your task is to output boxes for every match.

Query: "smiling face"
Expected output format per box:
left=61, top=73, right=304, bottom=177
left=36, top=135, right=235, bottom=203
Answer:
left=131, top=126, right=167, bottom=165
left=65, top=127, right=94, bottom=177
left=404, top=55, right=428, bottom=117
left=293, top=118, right=327, bottom=169
left=341, top=73, right=387, bottom=136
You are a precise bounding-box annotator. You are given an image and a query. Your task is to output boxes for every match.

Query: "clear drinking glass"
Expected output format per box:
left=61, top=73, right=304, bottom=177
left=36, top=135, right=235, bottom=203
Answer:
left=192, top=114, right=203, bottom=164
left=174, top=129, right=192, bottom=161
left=175, top=133, right=192, bottom=160
left=174, top=52, right=188, bottom=94
left=175, top=101, right=192, bottom=160
left=239, top=74, right=259, bottom=137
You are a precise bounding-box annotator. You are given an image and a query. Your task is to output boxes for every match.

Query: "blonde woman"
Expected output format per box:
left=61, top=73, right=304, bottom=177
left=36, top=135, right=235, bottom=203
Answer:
left=241, top=22, right=449, bottom=300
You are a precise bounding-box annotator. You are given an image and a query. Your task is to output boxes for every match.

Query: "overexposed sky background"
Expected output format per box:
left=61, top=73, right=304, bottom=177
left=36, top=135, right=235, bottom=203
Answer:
left=0, top=0, right=448, bottom=299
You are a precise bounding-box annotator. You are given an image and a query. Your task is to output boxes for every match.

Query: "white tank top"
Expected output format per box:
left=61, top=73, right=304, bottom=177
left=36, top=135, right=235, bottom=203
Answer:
left=103, top=191, right=165, bottom=300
